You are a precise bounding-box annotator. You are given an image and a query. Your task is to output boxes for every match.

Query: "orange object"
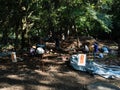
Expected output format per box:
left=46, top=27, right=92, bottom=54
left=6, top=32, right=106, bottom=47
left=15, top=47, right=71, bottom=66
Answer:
left=78, top=54, right=86, bottom=66
left=79, top=54, right=84, bottom=64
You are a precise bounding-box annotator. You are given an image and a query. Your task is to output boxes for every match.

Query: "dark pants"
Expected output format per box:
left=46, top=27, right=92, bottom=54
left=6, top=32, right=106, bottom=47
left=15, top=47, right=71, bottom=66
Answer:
left=36, top=54, right=43, bottom=60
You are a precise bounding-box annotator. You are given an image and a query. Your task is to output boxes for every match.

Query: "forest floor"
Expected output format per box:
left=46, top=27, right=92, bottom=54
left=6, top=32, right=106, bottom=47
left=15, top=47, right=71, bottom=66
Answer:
left=0, top=37, right=120, bottom=90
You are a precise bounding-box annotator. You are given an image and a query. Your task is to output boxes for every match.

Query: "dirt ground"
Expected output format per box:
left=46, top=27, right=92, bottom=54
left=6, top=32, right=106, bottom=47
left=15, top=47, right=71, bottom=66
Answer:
left=0, top=53, right=120, bottom=90
left=0, top=37, right=120, bottom=90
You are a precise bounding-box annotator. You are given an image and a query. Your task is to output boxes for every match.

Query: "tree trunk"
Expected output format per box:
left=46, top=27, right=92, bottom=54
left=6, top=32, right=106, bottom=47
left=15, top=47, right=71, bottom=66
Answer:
left=14, top=22, right=20, bottom=50
left=118, top=40, right=120, bottom=57
left=2, top=29, right=8, bottom=45
left=21, top=29, right=26, bottom=49
left=21, top=28, right=29, bottom=49
left=21, top=16, right=29, bottom=49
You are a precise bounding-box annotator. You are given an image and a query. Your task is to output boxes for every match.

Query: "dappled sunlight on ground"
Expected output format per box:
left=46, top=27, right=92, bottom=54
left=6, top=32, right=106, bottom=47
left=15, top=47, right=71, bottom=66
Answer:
left=0, top=37, right=119, bottom=90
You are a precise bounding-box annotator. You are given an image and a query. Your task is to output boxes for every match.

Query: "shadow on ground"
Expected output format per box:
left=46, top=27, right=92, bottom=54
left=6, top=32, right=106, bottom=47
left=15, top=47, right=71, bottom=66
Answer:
left=0, top=54, right=89, bottom=90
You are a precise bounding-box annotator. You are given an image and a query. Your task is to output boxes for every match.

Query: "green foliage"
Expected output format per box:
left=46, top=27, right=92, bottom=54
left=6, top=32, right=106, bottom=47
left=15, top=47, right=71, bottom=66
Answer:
left=0, top=0, right=118, bottom=48
left=87, top=7, right=112, bottom=32
left=111, top=0, right=120, bottom=40
left=74, top=1, right=112, bottom=36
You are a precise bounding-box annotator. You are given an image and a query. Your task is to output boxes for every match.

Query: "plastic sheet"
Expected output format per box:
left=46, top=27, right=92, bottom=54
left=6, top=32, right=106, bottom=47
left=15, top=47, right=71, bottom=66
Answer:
left=70, top=54, right=120, bottom=79
left=0, top=52, right=12, bottom=57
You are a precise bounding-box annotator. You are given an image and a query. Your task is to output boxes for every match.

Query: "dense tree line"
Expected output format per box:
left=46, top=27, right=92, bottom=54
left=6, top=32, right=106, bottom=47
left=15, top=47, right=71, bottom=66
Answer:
left=0, top=0, right=119, bottom=55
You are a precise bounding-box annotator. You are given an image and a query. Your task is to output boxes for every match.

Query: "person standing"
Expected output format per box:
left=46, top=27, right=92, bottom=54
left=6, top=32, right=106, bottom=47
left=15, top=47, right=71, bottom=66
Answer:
left=55, top=35, right=60, bottom=50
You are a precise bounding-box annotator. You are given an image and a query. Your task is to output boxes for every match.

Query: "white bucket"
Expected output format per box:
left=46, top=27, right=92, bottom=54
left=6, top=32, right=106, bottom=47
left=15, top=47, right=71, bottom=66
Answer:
left=11, top=52, right=17, bottom=62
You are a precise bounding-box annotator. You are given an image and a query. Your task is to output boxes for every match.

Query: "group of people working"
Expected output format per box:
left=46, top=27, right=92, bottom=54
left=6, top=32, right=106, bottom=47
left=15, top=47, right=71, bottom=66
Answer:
left=29, top=35, right=62, bottom=59
left=83, top=42, right=110, bottom=58
left=29, top=38, right=46, bottom=59
left=29, top=36, right=111, bottom=60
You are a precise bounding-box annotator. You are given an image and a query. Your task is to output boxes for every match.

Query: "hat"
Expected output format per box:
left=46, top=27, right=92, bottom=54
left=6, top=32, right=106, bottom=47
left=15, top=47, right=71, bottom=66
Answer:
left=32, top=46, right=36, bottom=49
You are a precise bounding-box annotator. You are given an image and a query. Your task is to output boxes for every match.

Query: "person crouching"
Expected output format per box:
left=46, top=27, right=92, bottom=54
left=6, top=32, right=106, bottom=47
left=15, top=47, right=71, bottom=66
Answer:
left=30, top=46, right=36, bottom=57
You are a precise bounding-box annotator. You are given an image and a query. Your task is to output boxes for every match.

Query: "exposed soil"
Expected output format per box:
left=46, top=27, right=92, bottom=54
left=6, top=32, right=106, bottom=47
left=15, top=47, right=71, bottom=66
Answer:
left=0, top=37, right=120, bottom=90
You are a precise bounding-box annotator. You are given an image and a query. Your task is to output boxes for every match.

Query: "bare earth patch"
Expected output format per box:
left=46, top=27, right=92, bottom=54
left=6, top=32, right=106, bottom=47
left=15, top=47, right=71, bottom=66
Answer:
left=0, top=38, right=119, bottom=90
left=0, top=55, right=120, bottom=90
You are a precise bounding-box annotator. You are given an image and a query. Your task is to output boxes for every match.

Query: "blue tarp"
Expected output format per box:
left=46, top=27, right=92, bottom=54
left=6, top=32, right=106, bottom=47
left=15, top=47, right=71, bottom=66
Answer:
left=70, top=54, right=120, bottom=79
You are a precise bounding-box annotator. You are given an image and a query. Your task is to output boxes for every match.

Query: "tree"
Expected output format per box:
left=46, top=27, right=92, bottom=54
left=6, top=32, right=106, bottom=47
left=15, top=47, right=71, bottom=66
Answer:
left=0, top=0, right=115, bottom=50
left=112, top=0, right=120, bottom=56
